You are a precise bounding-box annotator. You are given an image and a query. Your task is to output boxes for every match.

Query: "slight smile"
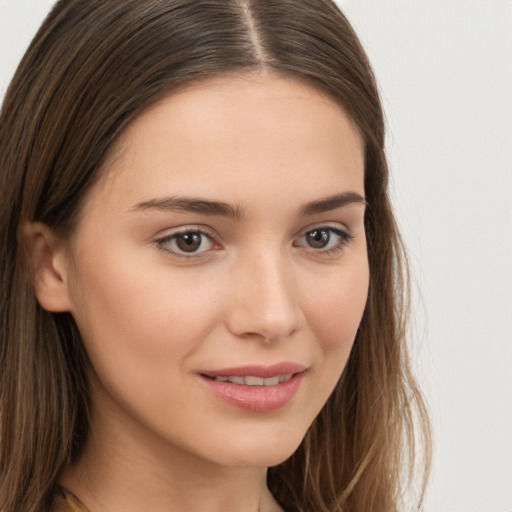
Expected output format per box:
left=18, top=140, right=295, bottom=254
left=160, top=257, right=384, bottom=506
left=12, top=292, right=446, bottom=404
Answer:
left=199, top=363, right=307, bottom=413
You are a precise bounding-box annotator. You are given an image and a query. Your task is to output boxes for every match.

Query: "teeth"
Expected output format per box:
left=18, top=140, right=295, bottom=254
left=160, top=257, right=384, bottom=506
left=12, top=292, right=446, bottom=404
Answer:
left=213, top=374, right=293, bottom=386
left=227, top=376, right=245, bottom=384
left=245, top=376, right=265, bottom=386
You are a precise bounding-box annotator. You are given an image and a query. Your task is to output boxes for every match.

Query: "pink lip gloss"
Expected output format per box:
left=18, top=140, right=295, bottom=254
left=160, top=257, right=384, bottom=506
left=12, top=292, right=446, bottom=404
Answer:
left=199, top=363, right=306, bottom=413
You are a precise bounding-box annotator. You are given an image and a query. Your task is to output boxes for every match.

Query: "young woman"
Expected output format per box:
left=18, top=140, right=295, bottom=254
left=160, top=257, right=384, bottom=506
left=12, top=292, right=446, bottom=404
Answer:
left=0, top=1, right=431, bottom=511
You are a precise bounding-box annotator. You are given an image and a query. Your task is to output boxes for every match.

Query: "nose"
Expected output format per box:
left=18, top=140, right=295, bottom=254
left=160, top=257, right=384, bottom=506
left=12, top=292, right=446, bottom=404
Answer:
left=225, top=248, right=304, bottom=343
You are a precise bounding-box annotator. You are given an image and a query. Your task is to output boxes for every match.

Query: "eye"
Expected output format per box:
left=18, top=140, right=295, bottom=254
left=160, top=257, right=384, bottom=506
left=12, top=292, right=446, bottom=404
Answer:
left=295, top=227, right=352, bottom=253
left=156, top=229, right=215, bottom=257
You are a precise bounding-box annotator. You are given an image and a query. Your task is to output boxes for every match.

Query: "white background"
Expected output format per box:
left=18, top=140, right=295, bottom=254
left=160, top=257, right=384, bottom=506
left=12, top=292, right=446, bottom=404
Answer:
left=1, top=1, right=511, bottom=511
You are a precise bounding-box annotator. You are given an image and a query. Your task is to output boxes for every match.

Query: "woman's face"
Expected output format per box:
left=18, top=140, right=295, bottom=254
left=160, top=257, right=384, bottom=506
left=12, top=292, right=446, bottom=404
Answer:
left=64, top=73, right=368, bottom=468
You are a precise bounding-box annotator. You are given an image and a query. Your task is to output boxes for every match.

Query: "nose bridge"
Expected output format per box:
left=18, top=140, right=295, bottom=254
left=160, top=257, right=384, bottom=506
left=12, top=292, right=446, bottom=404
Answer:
left=227, top=245, right=302, bottom=342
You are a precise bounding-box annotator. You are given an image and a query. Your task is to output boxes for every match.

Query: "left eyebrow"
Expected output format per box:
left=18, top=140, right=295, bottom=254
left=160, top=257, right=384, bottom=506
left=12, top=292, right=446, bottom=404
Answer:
left=299, top=192, right=367, bottom=216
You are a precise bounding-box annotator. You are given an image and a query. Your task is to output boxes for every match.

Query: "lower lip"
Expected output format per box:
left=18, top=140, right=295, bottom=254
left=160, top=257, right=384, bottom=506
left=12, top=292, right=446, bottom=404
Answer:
left=199, top=373, right=305, bottom=413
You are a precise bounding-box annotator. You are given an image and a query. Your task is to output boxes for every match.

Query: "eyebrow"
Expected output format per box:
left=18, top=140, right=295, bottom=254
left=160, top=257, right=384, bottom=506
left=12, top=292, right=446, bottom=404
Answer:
left=130, top=196, right=246, bottom=220
left=130, top=191, right=366, bottom=219
left=299, top=192, right=367, bottom=216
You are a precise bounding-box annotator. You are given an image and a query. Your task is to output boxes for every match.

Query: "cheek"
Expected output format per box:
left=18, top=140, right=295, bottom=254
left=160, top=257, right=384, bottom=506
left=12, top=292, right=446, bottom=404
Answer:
left=68, top=248, right=223, bottom=377
left=305, top=258, right=369, bottom=351
left=301, top=252, right=369, bottom=400
left=68, top=253, right=227, bottom=435
left=289, top=255, right=369, bottom=430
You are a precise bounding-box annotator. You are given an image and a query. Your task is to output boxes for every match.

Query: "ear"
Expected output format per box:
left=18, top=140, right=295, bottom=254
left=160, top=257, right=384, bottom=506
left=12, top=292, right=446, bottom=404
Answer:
left=21, top=222, right=73, bottom=313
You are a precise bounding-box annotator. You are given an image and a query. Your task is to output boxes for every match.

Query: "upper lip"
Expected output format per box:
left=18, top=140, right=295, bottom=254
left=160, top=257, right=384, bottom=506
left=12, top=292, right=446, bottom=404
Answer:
left=200, top=362, right=307, bottom=378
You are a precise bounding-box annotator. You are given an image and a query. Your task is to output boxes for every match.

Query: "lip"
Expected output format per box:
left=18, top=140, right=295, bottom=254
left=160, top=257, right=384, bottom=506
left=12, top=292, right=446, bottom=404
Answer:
left=201, top=362, right=306, bottom=379
left=199, top=363, right=307, bottom=413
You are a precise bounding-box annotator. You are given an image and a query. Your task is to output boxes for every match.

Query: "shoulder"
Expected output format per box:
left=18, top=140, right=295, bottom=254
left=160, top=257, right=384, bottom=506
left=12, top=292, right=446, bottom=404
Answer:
left=51, top=486, right=89, bottom=512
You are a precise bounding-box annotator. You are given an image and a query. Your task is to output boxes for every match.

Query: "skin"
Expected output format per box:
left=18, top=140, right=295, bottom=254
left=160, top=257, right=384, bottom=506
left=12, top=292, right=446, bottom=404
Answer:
left=29, top=73, right=368, bottom=512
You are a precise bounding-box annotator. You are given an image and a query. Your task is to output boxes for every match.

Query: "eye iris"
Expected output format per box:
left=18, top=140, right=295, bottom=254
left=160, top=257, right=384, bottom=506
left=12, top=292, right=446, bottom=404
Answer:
left=176, top=232, right=202, bottom=252
left=307, top=229, right=330, bottom=248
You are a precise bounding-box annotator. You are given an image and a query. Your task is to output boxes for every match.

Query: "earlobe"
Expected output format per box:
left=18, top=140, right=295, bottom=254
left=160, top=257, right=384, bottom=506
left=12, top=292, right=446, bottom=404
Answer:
left=21, top=222, right=73, bottom=313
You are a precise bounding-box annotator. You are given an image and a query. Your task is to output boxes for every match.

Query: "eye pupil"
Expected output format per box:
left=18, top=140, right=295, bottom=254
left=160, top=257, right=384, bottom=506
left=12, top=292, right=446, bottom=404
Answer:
left=176, top=232, right=202, bottom=252
left=307, top=229, right=329, bottom=248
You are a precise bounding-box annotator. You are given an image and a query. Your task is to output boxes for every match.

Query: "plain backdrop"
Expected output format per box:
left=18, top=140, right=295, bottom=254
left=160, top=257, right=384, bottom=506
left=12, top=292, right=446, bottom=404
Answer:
left=1, top=1, right=511, bottom=511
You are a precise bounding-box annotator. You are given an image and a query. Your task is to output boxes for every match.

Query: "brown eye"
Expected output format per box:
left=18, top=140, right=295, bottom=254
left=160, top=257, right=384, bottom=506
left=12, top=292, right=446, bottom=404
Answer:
left=295, top=227, right=353, bottom=254
left=305, top=229, right=330, bottom=248
left=158, top=230, right=215, bottom=256
left=176, top=232, right=203, bottom=252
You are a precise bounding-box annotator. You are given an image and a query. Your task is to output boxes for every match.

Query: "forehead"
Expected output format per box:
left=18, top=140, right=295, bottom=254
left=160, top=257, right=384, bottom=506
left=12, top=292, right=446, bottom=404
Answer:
left=87, top=73, right=365, bottom=215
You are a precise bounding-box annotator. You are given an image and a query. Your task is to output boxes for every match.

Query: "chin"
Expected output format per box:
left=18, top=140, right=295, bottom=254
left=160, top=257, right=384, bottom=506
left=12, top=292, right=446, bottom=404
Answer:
left=201, top=424, right=308, bottom=468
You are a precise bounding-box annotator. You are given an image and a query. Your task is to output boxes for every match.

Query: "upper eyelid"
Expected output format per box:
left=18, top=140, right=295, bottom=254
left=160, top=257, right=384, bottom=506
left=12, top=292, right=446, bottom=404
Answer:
left=294, top=221, right=352, bottom=239
left=155, top=225, right=217, bottom=240
left=295, top=226, right=353, bottom=243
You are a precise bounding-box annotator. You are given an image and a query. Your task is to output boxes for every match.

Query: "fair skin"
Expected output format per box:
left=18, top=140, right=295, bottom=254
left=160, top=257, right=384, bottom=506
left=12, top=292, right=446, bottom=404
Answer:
left=27, top=73, right=368, bottom=512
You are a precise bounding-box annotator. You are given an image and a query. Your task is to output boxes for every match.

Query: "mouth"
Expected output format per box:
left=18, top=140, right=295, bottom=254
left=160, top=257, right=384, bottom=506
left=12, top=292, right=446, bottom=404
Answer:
left=205, top=374, right=293, bottom=386
left=199, top=363, right=306, bottom=413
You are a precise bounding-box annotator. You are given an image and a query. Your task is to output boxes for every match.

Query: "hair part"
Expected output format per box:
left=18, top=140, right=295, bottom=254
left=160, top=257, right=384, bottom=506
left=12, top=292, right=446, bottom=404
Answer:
left=0, top=1, right=431, bottom=511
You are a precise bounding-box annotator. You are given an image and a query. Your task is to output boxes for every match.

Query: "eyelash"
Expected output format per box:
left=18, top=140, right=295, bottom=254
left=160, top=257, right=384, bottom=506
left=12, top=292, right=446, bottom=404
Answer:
left=155, top=226, right=353, bottom=260
left=155, top=228, right=218, bottom=260
left=294, top=227, right=353, bottom=256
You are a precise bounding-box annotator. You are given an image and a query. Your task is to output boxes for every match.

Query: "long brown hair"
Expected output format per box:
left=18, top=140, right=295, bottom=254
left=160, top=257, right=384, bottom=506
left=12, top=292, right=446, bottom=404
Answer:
left=0, top=1, right=430, bottom=511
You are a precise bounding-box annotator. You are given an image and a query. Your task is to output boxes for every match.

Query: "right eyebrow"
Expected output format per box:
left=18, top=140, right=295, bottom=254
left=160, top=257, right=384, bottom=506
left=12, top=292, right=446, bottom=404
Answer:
left=129, top=196, right=247, bottom=221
